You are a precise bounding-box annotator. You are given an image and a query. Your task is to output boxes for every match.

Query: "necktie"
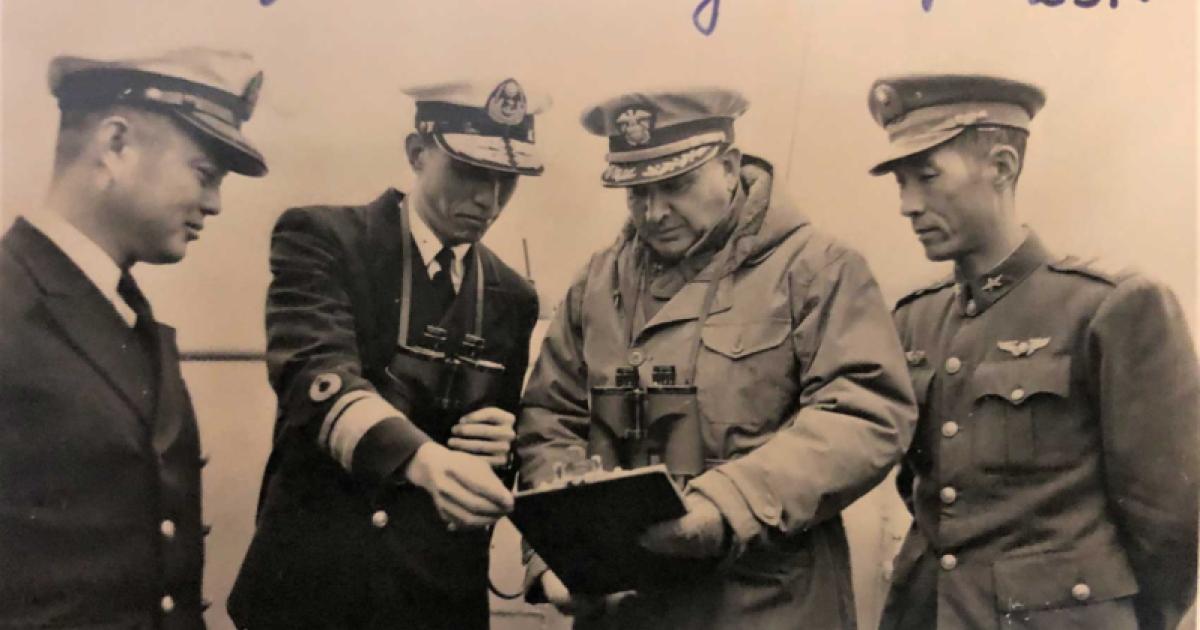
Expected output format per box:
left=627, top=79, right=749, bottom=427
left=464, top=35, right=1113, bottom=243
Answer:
left=117, top=270, right=159, bottom=363
left=430, top=247, right=456, bottom=313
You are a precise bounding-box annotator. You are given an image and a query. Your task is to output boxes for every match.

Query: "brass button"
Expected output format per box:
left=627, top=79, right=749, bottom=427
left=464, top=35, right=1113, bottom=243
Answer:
left=627, top=349, right=645, bottom=366
left=160, top=595, right=175, bottom=613
left=942, top=421, right=960, bottom=438
left=965, top=300, right=978, bottom=316
left=1010, top=388, right=1026, bottom=402
left=1072, top=583, right=1091, bottom=601
left=940, top=554, right=958, bottom=571
left=202, top=523, right=213, bottom=537
left=198, top=453, right=210, bottom=468
left=731, top=336, right=744, bottom=354
left=160, top=519, right=176, bottom=540
left=371, top=510, right=389, bottom=529
left=940, top=486, right=957, bottom=505
left=945, top=357, right=962, bottom=374
left=200, top=598, right=212, bottom=612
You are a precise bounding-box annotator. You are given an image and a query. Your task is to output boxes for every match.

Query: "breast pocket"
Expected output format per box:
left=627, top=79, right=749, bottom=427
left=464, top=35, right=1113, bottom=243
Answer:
left=969, top=356, right=1078, bottom=472
left=699, top=318, right=792, bottom=430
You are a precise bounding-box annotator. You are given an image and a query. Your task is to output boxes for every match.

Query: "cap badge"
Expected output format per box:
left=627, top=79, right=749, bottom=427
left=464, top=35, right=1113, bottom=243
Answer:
left=872, top=83, right=901, bottom=124
left=242, top=71, right=264, bottom=118
left=905, top=350, right=927, bottom=366
left=615, top=108, right=655, bottom=147
left=486, top=78, right=527, bottom=126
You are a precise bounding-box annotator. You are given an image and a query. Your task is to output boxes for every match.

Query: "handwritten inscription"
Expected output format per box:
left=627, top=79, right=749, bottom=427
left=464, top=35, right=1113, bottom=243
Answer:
left=924, top=0, right=1148, bottom=11
left=693, top=0, right=719, bottom=36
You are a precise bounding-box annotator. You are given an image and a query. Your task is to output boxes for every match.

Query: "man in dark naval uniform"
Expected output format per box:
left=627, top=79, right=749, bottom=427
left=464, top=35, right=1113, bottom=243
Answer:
left=868, top=74, right=1200, bottom=630
left=0, top=48, right=268, bottom=629
left=228, top=79, right=543, bottom=630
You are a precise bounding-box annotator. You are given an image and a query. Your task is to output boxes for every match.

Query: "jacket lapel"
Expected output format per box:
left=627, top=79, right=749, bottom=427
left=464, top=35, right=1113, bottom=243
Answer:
left=9, top=219, right=155, bottom=423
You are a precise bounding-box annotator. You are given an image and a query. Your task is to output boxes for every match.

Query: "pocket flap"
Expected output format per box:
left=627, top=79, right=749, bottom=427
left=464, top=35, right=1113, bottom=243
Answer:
left=971, top=357, right=1070, bottom=404
left=992, top=546, right=1139, bottom=612
left=701, top=319, right=790, bottom=360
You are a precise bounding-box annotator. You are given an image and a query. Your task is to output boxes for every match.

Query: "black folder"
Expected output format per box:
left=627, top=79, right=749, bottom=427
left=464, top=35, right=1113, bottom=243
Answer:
left=510, top=465, right=710, bottom=595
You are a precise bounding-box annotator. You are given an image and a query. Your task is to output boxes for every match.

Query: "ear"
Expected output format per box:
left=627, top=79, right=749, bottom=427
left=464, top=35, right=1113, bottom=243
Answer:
left=718, top=148, right=742, bottom=190
left=988, top=144, right=1020, bottom=189
left=405, top=133, right=427, bottom=173
left=90, top=115, right=134, bottom=188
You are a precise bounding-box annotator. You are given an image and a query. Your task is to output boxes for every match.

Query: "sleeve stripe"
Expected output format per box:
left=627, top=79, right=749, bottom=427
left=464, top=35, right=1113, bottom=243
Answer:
left=327, top=394, right=408, bottom=471
left=319, top=390, right=373, bottom=447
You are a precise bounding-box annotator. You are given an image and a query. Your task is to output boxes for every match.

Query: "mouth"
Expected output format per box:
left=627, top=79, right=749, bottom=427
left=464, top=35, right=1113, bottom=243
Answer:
left=455, top=214, right=489, bottom=229
left=184, top=222, right=203, bottom=241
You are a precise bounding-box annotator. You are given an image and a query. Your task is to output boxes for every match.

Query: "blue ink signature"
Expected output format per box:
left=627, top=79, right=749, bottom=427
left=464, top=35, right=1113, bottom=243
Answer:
left=693, top=0, right=719, bottom=35
left=925, top=0, right=1147, bottom=11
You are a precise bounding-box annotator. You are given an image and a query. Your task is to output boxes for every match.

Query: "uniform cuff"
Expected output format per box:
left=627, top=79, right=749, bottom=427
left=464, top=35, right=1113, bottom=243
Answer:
left=340, top=398, right=431, bottom=483
left=688, top=469, right=762, bottom=558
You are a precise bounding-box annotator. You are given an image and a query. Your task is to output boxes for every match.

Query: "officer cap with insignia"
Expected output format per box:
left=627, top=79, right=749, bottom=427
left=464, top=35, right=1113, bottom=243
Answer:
left=48, top=47, right=268, bottom=176
left=866, top=74, right=1045, bottom=175
left=581, top=87, right=749, bottom=187
left=402, top=78, right=547, bottom=176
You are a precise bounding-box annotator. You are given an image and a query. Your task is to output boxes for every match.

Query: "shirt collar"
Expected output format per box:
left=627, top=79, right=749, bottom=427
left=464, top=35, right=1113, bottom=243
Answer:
left=954, top=228, right=1051, bottom=317
left=24, top=212, right=136, bottom=326
left=406, top=201, right=472, bottom=267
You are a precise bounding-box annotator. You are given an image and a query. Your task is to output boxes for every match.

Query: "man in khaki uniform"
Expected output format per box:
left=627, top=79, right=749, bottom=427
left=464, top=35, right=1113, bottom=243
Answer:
left=868, top=74, right=1200, bottom=630
left=515, top=87, right=918, bottom=629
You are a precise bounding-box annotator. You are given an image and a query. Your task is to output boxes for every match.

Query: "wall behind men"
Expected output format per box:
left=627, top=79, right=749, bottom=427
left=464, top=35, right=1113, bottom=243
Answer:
left=2, top=2, right=1195, bottom=629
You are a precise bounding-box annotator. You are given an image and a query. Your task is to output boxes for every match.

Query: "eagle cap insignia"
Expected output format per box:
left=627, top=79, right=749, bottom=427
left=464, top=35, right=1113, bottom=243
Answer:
left=615, top=107, right=655, bottom=147
left=905, top=350, right=927, bottom=366
left=997, top=337, right=1051, bottom=358
left=486, top=78, right=527, bottom=126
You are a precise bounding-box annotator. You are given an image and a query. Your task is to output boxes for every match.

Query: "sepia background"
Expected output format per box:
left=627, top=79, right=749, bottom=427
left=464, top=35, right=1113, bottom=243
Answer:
left=2, top=1, right=1196, bottom=628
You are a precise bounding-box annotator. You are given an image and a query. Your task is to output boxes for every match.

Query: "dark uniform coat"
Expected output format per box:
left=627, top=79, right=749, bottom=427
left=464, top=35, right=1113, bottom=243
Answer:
left=228, top=189, right=538, bottom=630
left=880, top=233, right=1200, bottom=630
left=516, top=161, right=917, bottom=629
left=0, top=218, right=208, bottom=630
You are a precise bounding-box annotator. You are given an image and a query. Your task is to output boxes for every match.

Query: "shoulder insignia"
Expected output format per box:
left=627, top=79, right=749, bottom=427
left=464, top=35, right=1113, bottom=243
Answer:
left=895, top=276, right=956, bottom=310
left=1048, top=255, right=1133, bottom=286
left=309, top=373, right=343, bottom=403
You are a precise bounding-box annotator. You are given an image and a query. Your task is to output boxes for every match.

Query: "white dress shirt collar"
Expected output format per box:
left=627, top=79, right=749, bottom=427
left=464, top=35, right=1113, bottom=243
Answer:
left=24, top=212, right=137, bottom=327
left=405, top=201, right=472, bottom=292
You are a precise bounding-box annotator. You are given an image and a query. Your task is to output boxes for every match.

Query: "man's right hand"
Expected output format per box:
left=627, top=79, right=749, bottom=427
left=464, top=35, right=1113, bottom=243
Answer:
left=403, top=442, right=514, bottom=529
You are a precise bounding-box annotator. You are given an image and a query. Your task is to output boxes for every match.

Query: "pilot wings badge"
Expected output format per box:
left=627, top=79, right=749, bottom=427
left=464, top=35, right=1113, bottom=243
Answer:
left=997, top=337, right=1051, bottom=358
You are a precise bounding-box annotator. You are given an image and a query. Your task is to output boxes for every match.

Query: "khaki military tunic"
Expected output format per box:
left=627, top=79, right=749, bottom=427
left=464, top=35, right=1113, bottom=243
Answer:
left=880, top=233, right=1199, bottom=630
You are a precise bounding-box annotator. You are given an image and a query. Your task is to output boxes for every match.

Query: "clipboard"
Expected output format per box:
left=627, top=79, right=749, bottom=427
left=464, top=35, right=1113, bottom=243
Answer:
left=510, top=465, right=705, bottom=595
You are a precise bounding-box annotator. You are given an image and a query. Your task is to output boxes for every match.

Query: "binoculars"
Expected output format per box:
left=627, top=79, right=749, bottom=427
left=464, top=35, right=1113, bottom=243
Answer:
left=587, top=365, right=704, bottom=479
left=383, top=326, right=506, bottom=433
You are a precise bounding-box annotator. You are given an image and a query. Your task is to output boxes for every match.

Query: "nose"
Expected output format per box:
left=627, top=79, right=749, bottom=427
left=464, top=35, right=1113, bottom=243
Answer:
left=644, top=189, right=671, bottom=224
left=899, top=186, right=922, bottom=219
left=200, top=186, right=222, bottom=217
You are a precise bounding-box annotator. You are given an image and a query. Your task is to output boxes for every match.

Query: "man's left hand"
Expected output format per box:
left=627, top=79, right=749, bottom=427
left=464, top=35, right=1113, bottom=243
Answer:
left=638, top=493, right=728, bottom=558
left=448, top=406, right=516, bottom=468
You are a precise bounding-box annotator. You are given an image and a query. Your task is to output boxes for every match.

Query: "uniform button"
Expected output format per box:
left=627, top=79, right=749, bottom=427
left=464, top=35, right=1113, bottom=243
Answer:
left=160, top=519, right=176, bottom=540
left=198, top=453, right=210, bottom=468
left=940, top=554, right=958, bottom=571
left=371, top=510, right=389, bottom=528
left=940, top=486, right=958, bottom=505
left=201, top=598, right=212, bottom=612
left=202, top=523, right=213, bottom=537
left=965, top=300, right=978, bottom=316
left=942, top=421, right=960, bottom=438
left=627, top=349, right=645, bottom=366
left=945, top=357, right=962, bottom=374
left=160, top=595, right=175, bottom=613
left=731, top=334, right=744, bottom=354
left=1072, top=583, right=1091, bottom=601
left=1010, top=388, right=1026, bottom=402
